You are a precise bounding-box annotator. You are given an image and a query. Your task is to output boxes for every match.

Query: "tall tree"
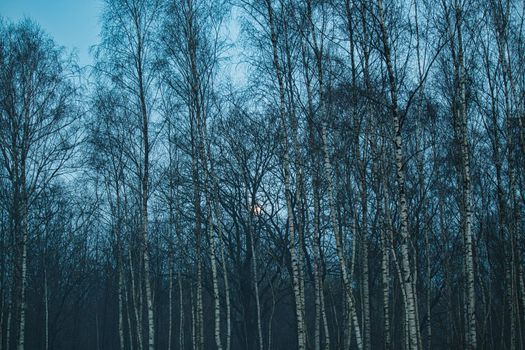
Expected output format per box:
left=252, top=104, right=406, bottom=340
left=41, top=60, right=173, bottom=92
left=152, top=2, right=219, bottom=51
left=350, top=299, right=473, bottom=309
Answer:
left=96, top=1, right=163, bottom=348
left=0, top=19, right=79, bottom=350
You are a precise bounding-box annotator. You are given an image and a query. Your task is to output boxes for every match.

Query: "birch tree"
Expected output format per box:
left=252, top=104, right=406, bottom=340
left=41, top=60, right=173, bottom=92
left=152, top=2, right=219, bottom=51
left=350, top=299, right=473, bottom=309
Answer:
left=96, top=1, right=163, bottom=348
left=0, top=19, right=79, bottom=350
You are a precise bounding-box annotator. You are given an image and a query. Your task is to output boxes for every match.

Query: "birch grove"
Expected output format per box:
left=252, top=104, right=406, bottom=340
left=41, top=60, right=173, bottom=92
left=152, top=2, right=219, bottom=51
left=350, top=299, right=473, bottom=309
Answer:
left=1, top=0, right=525, bottom=349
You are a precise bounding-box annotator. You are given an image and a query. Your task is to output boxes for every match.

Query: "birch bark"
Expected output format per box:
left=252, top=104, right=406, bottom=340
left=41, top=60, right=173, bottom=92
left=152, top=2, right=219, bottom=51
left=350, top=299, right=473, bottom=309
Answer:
left=453, top=3, right=477, bottom=347
left=376, top=0, right=419, bottom=348
left=263, top=1, right=307, bottom=348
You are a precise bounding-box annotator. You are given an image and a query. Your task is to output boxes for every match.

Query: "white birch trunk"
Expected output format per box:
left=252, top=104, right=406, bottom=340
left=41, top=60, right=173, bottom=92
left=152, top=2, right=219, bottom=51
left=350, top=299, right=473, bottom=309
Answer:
left=196, top=258, right=204, bottom=350
left=178, top=272, right=185, bottom=350
left=302, top=35, right=330, bottom=350
left=17, top=196, right=28, bottom=350
left=376, top=0, right=419, bottom=347
left=381, top=195, right=391, bottom=350
left=263, top=1, right=307, bottom=348
left=220, top=242, right=231, bottom=350
left=249, top=216, right=264, bottom=350
left=129, top=249, right=143, bottom=350
left=454, top=4, right=477, bottom=347
left=168, top=248, right=174, bottom=350
left=125, top=276, right=134, bottom=350
left=207, top=211, right=223, bottom=350
left=320, top=123, right=363, bottom=350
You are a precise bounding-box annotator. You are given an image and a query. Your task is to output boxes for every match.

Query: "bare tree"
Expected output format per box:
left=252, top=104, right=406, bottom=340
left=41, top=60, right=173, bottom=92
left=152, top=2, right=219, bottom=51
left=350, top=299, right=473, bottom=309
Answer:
left=0, top=19, right=79, bottom=350
left=95, top=1, right=163, bottom=348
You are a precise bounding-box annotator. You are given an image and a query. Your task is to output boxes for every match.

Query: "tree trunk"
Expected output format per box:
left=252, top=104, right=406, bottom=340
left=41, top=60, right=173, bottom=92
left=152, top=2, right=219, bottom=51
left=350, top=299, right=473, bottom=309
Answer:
left=17, top=193, right=28, bottom=350
left=179, top=272, right=185, bottom=350
left=220, top=240, right=231, bottom=350
left=321, top=122, right=363, bottom=350
left=302, top=35, right=330, bottom=350
left=263, top=1, right=307, bottom=348
left=207, top=210, right=223, bottom=350
left=376, top=1, right=419, bottom=348
left=454, top=4, right=477, bottom=347
left=168, top=247, right=174, bottom=350
left=129, top=249, right=143, bottom=350
left=249, top=214, right=263, bottom=350
left=44, top=265, right=49, bottom=350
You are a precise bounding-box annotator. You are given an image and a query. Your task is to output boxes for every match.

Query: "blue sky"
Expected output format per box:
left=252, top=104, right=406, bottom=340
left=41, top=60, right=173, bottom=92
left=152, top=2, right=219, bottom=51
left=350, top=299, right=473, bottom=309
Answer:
left=0, top=0, right=102, bottom=67
left=0, top=0, right=247, bottom=85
